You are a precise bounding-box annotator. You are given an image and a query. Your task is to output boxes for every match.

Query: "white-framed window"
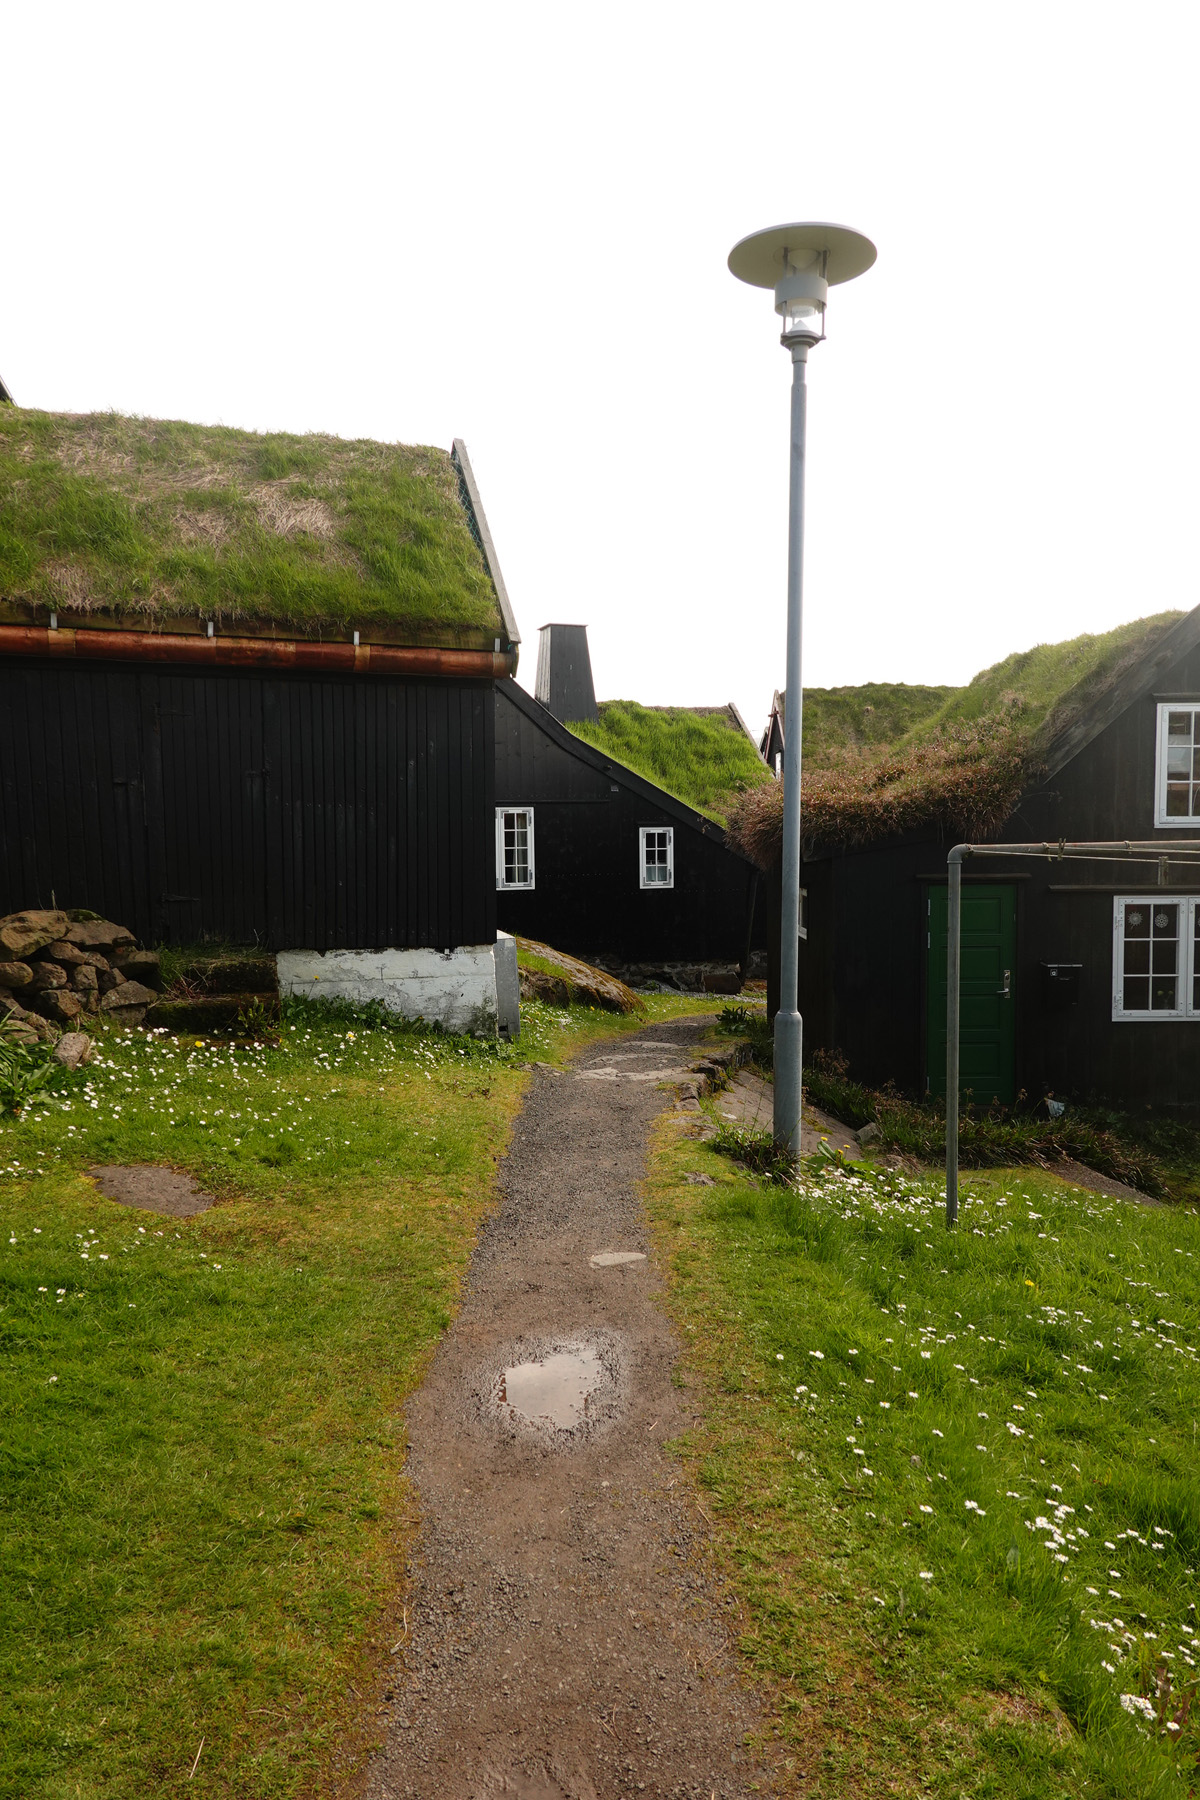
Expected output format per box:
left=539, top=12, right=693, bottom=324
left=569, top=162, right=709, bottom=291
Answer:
left=1112, top=895, right=1200, bottom=1020
left=1154, top=704, right=1200, bottom=825
left=639, top=826, right=674, bottom=889
left=496, top=807, right=535, bottom=890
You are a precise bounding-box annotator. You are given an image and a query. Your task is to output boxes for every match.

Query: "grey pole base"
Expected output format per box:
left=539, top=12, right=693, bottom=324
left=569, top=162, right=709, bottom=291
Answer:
left=773, top=1009, right=803, bottom=1155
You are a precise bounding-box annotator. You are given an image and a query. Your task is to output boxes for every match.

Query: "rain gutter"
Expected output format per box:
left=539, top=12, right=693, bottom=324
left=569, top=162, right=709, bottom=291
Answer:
left=0, top=625, right=514, bottom=680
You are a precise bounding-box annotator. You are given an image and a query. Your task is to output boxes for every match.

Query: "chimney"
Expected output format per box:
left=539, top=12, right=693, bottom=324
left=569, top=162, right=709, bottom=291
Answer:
left=535, top=623, right=598, bottom=723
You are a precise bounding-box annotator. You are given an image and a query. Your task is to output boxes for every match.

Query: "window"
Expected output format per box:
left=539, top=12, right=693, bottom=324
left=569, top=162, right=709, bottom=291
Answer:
left=496, top=807, right=534, bottom=890
left=1155, top=704, right=1200, bottom=825
left=1112, top=895, right=1200, bottom=1019
left=639, top=826, right=673, bottom=889
left=798, top=886, right=808, bottom=940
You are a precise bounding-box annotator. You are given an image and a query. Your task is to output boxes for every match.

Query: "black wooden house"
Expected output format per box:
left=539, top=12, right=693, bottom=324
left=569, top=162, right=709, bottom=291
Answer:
left=494, top=626, right=761, bottom=985
left=0, top=408, right=520, bottom=1029
left=791, top=608, right=1200, bottom=1112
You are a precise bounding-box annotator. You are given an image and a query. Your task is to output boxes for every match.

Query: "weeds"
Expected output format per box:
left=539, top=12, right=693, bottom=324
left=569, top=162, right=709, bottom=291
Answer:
left=0, top=1017, right=65, bottom=1117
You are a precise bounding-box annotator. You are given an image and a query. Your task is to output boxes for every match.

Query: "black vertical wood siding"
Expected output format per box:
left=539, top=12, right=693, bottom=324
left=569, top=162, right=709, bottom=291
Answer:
left=0, top=660, right=495, bottom=951
left=494, top=683, right=760, bottom=964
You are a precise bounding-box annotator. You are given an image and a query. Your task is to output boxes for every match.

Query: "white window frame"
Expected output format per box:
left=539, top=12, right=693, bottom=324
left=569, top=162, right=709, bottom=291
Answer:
left=495, top=806, right=535, bottom=891
left=1112, top=894, right=1200, bottom=1021
left=1154, top=703, right=1200, bottom=827
left=639, top=825, right=674, bottom=890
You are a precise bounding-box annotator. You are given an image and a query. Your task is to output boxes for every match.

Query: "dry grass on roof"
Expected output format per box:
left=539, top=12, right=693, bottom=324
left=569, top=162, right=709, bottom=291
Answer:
left=728, top=611, right=1188, bottom=864
left=0, top=408, right=503, bottom=642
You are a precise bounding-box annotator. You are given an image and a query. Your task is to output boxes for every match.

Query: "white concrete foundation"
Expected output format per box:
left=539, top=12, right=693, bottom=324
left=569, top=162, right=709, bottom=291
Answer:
left=277, top=944, right=499, bottom=1035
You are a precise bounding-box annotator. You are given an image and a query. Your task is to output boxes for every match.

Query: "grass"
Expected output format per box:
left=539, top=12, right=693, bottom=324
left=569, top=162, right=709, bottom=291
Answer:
left=0, top=410, right=503, bottom=643
left=801, top=683, right=957, bottom=757
left=648, top=1105, right=1200, bottom=1797
left=0, top=988, right=711, bottom=1800
left=569, top=699, right=773, bottom=823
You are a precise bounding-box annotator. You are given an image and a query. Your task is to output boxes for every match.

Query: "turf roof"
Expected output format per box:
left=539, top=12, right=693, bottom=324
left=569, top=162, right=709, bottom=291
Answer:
left=0, top=409, right=506, bottom=645
left=569, top=700, right=772, bottom=824
left=730, top=611, right=1189, bottom=864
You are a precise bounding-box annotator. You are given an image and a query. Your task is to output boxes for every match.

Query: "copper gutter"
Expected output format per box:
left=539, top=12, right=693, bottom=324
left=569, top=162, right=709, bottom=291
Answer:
left=0, top=625, right=514, bottom=679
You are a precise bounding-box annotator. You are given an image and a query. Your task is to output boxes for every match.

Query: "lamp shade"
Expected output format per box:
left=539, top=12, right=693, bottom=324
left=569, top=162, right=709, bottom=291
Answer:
left=727, top=222, right=877, bottom=290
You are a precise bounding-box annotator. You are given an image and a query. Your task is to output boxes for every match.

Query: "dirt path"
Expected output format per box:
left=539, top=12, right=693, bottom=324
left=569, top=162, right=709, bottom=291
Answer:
left=362, top=1017, right=771, bottom=1800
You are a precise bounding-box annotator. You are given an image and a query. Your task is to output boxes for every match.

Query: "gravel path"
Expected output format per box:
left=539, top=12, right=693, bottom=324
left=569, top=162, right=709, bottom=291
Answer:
left=362, top=1017, right=771, bottom=1800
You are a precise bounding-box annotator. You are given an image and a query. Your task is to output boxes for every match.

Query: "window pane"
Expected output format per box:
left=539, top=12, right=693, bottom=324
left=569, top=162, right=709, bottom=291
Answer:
left=1152, top=905, right=1179, bottom=937
left=1168, top=711, right=1191, bottom=737
left=1124, top=904, right=1149, bottom=937
left=1167, top=744, right=1191, bottom=778
left=1152, top=942, right=1178, bottom=974
left=1166, top=784, right=1192, bottom=816
left=1152, top=976, right=1178, bottom=1010
left=1124, top=939, right=1150, bottom=974
left=503, top=812, right=529, bottom=885
left=1124, top=975, right=1150, bottom=1011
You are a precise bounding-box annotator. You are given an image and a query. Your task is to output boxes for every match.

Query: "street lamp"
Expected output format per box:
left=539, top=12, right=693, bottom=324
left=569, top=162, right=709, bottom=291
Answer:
left=728, top=222, right=876, bottom=1154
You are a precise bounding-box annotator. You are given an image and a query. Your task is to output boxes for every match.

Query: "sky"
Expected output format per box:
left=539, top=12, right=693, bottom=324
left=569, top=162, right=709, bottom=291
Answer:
left=5, top=2, right=1199, bottom=734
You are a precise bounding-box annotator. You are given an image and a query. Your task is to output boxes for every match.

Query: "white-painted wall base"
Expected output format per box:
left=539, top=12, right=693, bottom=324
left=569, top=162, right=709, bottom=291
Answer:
left=277, top=945, right=499, bottom=1035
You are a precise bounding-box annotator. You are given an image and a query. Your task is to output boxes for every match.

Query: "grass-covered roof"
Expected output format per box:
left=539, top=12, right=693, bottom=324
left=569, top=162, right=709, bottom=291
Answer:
left=731, top=611, right=1188, bottom=864
left=569, top=700, right=772, bottom=824
left=0, top=409, right=505, bottom=645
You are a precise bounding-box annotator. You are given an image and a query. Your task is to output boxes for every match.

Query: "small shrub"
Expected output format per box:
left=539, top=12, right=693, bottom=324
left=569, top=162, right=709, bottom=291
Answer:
left=0, top=1016, right=62, bottom=1116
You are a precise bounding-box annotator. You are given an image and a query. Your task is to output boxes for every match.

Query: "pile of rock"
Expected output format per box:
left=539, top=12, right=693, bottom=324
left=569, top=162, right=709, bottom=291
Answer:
left=0, top=909, right=161, bottom=1044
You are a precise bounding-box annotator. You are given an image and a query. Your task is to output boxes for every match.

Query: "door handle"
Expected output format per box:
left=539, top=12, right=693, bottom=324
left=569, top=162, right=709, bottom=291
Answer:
left=997, top=968, right=1011, bottom=998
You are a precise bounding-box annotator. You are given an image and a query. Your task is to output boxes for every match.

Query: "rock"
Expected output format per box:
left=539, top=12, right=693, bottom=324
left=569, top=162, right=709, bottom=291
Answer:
left=27, top=988, right=83, bottom=1023
left=0, top=909, right=70, bottom=959
left=855, top=1121, right=881, bottom=1145
left=40, top=939, right=89, bottom=966
left=27, top=963, right=68, bottom=991
left=100, top=980, right=157, bottom=1016
left=54, top=1032, right=93, bottom=1070
left=518, top=968, right=572, bottom=1008
left=143, top=992, right=277, bottom=1034
left=181, top=955, right=277, bottom=995
left=79, top=952, right=112, bottom=973
left=112, top=949, right=162, bottom=990
left=97, top=967, right=127, bottom=994
left=0, top=961, right=33, bottom=988
left=66, top=919, right=136, bottom=952
left=72, top=964, right=99, bottom=994
left=514, top=939, right=645, bottom=1015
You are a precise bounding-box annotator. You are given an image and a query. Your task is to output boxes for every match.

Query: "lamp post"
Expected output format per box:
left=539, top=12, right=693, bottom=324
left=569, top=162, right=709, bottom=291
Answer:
left=728, top=222, right=876, bottom=1154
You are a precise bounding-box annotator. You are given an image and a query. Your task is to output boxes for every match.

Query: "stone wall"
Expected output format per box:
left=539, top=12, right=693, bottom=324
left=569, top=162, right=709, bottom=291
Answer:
left=0, top=909, right=160, bottom=1045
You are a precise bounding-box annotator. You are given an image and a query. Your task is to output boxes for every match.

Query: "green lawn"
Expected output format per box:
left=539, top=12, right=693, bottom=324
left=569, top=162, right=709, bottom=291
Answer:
left=649, top=1111, right=1200, bottom=1798
left=0, top=993, right=707, bottom=1800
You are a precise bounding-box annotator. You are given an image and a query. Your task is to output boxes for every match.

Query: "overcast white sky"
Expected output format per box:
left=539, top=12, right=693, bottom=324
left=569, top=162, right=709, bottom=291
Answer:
left=6, top=2, right=1199, bottom=732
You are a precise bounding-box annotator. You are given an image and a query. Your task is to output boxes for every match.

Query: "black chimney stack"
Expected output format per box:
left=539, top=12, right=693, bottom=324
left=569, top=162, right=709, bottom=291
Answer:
left=535, top=623, right=598, bottom=723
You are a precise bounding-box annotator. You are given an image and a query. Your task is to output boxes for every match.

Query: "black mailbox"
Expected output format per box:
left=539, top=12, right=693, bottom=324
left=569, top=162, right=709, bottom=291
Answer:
left=1041, top=962, right=1082, bottom=1007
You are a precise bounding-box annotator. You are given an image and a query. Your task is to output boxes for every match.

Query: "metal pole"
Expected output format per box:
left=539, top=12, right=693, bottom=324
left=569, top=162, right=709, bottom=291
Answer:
left=774, top=341, right=808, bottom=1154
left=945, top=845, right=966, bottom=1226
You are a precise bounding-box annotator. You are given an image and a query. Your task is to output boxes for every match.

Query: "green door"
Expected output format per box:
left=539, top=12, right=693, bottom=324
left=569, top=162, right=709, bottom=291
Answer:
left=926, top=883, right=1016, bottom=1106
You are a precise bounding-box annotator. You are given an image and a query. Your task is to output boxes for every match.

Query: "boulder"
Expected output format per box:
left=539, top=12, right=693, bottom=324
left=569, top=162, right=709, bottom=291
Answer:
left=79, top=952, right=113, bottom=973
left=97, top=967, right=127, bottom=994
left=27, top=987, right=83, bottom=1023
left=0, top=993, right=58, bottom=1040
left=514, top=938, right=645, bottom=1015
left=0, top=961, right=33, bottom=988
left=66, top=919, right=136, bottom=952
left=27, top=963, right=68, bottom=991
left=72, top=964, right=99, bottom=994
left=0, top=909, right=70, bottom=960
left=54, top=1032, right=93, bottom=1070
left=40, top=939, right=89, bottom=966
left=112, top=949, right=162, bottom=990
left=100, top=980, right=157, bottom=1016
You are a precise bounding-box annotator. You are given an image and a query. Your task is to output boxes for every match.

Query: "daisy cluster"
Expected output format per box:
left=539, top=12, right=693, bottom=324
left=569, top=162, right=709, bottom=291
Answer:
left=745, top=1158, right=1200, bottom=1743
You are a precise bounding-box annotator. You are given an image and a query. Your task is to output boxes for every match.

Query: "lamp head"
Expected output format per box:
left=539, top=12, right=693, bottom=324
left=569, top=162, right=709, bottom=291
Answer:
left=728, top=222, right=875, bottom=349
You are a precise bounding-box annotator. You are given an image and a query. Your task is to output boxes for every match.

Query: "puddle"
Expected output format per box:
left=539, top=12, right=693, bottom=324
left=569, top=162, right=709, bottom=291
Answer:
left=589, top=1250, right=647, bottom=1268
left=496, top=1348, right=603, bottom=1430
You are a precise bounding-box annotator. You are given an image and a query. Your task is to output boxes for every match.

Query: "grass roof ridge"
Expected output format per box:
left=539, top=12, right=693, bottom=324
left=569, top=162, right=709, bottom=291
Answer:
left=0, top=407, right=504, bottom=642
left=731, top=609, right=1191, bottom=864
left=568, top=697, right=773, bottom=824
